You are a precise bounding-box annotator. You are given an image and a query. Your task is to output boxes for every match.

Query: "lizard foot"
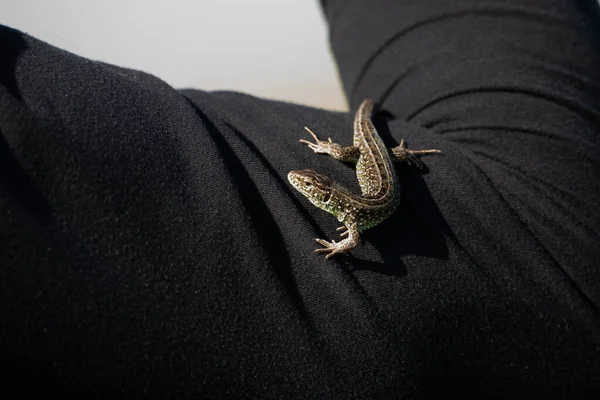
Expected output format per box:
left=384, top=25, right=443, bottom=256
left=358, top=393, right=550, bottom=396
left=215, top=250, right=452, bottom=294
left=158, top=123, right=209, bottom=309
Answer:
left=314, top=238, right=352, bottom=259
left=299, top=127, right=337, bottom=154
left=315, top=223, right=359, bottom=259
left=336, top=225, right=350, bottom=237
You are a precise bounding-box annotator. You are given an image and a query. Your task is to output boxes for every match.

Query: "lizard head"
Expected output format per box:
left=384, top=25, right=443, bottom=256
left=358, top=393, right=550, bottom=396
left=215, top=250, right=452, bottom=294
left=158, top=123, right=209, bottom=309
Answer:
left=287, top=169, right=334, bottom=209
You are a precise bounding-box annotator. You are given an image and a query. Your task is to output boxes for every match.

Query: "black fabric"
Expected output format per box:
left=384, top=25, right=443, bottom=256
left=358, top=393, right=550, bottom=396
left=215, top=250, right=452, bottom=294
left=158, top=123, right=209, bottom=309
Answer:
left=1, top=0, right=600, bottom=397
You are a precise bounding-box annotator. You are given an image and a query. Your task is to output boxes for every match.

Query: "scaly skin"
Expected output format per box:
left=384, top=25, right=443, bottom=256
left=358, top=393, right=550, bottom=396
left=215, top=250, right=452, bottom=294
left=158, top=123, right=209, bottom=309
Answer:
left=287, top=99, right=440, bottom=259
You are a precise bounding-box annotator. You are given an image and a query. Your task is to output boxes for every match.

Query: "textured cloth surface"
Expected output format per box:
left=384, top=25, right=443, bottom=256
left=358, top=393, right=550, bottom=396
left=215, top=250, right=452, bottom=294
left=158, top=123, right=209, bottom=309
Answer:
left=1, top=0, right=600, bottom=398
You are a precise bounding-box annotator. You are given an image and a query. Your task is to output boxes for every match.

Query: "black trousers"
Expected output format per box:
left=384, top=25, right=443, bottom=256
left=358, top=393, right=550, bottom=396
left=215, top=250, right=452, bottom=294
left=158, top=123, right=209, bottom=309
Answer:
left=1, top=0, right=600, bottom=398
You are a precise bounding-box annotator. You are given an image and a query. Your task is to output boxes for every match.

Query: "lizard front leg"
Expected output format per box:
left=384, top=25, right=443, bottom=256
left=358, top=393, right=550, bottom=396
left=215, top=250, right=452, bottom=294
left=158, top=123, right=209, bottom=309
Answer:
left=314, top=221, right=360, bottom=259
left=300, top=127, right=360, bottom=162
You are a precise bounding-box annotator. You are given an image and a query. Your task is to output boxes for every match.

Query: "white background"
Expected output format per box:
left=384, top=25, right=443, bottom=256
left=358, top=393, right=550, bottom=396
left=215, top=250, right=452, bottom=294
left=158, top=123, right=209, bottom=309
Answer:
left=0, top=0, right=347, bottom=111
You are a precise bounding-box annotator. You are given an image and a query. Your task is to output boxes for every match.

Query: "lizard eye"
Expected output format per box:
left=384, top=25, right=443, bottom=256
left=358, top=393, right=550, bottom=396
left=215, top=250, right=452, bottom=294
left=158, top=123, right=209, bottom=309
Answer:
left=304, top=181, right=312, bottom=187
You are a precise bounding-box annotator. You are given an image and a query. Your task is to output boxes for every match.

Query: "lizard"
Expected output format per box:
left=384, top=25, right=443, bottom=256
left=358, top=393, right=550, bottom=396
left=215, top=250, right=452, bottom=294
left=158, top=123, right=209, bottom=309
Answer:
left=287, top=98, right=440, bottom=259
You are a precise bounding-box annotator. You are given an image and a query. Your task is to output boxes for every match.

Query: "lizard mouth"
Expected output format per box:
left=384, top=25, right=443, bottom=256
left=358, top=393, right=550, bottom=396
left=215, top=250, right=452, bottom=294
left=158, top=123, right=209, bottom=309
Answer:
left=287, top=170, right=308, bottom=195
left=287, top=170, right=301, bottom=186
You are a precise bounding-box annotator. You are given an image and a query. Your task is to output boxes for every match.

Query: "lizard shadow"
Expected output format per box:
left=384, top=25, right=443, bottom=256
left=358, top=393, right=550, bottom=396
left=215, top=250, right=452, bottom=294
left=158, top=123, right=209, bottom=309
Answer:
left=336, top=111, right=452, bottom=276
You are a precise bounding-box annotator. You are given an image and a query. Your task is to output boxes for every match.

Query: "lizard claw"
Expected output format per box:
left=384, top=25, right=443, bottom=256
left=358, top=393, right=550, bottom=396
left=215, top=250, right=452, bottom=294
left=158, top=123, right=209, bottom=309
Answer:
left=336, top=226, right=350, bottom=237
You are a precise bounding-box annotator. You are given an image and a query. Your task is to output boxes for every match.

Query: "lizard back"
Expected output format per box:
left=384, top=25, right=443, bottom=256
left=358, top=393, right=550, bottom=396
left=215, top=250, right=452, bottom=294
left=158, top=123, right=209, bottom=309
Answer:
left=348, top=99, right=401, bottom=230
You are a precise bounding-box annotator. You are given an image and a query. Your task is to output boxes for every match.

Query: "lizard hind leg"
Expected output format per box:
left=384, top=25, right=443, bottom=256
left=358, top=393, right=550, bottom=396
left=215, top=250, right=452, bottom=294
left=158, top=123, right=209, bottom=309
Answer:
left=391, top=139, right=441, bottom=168
left=300, top=127, right=360, bottom=162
